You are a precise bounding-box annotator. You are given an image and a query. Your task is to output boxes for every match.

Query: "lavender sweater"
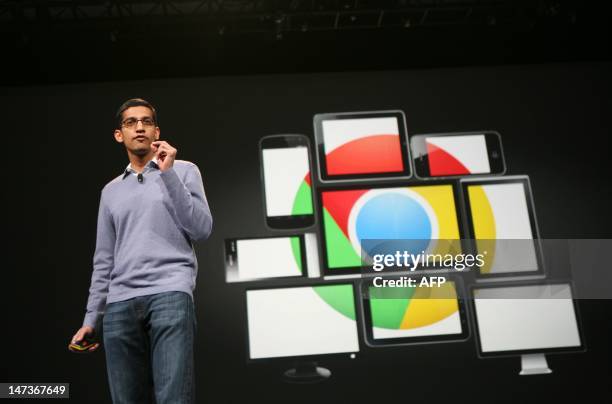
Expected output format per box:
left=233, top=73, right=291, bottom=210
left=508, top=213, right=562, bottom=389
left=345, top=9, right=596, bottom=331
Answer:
left=83, top=160, right=213, bottom=329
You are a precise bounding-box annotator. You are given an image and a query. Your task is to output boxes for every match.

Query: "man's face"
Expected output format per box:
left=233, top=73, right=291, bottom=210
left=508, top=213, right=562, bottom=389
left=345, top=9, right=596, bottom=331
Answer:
left=114, top=106, right=160, bottom=157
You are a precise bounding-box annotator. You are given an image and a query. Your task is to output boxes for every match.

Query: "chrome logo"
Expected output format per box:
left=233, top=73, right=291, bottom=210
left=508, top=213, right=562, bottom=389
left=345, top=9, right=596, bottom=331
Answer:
left=348, top=188, right=440, bottom=259
left=322, top=184, right=461, bottom=270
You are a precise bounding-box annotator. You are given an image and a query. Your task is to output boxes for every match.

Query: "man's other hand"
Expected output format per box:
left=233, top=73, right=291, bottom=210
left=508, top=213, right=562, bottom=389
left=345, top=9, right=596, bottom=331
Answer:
left=69, top=326, right=100, bottom=352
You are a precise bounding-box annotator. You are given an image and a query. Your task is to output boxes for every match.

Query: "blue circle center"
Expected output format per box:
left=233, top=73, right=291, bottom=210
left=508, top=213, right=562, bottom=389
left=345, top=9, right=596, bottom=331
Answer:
left=355, top=192, right=432, bottom=256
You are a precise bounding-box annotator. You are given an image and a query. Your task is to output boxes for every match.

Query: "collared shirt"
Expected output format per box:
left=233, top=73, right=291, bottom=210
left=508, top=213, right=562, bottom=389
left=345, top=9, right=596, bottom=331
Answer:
left=123, top=157, right=160, bottom=179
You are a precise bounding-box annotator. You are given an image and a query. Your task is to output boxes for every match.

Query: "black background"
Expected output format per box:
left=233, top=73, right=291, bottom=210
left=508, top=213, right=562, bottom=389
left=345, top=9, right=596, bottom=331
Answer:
left=2, top=62, right=611, bottom=402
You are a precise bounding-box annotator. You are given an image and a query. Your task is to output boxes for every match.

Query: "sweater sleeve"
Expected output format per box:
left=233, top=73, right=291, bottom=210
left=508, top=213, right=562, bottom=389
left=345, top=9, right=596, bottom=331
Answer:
left=159, top=163, right=213, bottom=242
left=82, top=193, right=115, bottom=330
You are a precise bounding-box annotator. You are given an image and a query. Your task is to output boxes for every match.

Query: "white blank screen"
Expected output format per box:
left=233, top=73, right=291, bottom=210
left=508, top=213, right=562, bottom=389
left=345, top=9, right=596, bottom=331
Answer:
left=469, top=182, right=539, bottom=274
left=247, top=285, right=359, bottom=359
left=236, top=237, right=301, bottom=281
left=262, top=147, right=311, bottom=216
left=474, top=284, right=581, bottom=353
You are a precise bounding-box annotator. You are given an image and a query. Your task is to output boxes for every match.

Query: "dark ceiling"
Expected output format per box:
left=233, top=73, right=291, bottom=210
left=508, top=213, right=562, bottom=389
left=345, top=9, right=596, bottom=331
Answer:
left=1, top=0, right=610, bottom=86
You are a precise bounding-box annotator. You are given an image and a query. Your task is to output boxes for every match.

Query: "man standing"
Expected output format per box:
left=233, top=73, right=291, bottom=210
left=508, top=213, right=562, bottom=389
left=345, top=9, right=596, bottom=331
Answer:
left=70, top=98, right=213, bottom=404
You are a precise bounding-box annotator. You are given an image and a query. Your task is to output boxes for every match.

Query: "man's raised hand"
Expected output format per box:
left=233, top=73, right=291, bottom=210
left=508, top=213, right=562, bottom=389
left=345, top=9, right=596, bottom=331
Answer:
left=151, top=141, right=177, bottom=172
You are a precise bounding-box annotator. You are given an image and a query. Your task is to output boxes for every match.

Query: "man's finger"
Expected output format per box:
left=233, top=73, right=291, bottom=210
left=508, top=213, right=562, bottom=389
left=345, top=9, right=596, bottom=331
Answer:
left=153, top=142, right=175, bottom=153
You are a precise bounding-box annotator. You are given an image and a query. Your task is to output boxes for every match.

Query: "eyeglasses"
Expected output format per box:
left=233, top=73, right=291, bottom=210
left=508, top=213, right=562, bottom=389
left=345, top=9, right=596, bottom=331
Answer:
left=121, top=117, right=156, bottom=128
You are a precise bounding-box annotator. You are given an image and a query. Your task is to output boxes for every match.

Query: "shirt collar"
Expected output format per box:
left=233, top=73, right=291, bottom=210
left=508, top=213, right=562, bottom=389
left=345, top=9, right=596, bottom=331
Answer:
left=122, top=157, right=159, bottom=179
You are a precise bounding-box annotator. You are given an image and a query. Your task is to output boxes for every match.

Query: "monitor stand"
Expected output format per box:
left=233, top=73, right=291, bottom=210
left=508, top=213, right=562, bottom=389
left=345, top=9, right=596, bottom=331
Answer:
left=283, top=361, right=331, bottom=384
left=519, top=353, right=552, bottom=376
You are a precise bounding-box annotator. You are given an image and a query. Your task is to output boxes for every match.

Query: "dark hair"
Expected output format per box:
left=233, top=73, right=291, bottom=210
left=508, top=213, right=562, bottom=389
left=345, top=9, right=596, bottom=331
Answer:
left=116, top=98, right=157, bottom=128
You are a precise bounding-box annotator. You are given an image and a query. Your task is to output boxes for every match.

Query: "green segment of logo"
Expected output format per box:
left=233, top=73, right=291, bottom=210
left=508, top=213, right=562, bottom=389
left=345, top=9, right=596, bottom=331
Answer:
left=290, top=236, right=303, bottom=274
left=291, top=180, right=314, bottom=215
left=313, top=284, right=356, bottom=321
left=323, top=208, right=361, bottom=269
left=369, top=287, right=415, bottom=329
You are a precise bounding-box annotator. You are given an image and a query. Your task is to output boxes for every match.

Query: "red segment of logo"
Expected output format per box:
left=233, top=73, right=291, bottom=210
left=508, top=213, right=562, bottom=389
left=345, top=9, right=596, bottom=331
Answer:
left=326, top=134, right=403, bottom=176
left=426, top=142, right=470, bottom=176
left=322, top=189, right=368, bottom=238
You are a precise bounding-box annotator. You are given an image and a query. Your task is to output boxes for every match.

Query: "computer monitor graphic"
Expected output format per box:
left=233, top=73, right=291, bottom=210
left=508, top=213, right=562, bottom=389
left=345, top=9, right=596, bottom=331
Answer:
left=471, top=281, right=584, bottom=375
left=245, top=282, right=360, bottom=382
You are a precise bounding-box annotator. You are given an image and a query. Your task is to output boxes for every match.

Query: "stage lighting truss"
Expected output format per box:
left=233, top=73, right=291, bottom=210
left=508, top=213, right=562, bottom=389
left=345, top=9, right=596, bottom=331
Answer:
left=0, top=0, right=579, bottom=37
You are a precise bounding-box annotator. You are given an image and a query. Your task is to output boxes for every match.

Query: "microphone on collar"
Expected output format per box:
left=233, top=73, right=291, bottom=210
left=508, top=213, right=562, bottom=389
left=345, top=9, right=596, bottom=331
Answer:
left=137, top=173, right=144, bottom=183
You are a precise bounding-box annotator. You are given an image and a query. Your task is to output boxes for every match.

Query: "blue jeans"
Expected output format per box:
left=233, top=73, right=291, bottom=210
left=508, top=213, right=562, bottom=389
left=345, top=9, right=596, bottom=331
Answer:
left=103, top=291, right=196, bottom=404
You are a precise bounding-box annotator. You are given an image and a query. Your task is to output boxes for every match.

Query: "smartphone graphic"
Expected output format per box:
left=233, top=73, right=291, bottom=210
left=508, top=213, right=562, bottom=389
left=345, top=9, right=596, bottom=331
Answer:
left=411, top=132, right=505, bottom=179
left=259, top=134, right=315, bottom=229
